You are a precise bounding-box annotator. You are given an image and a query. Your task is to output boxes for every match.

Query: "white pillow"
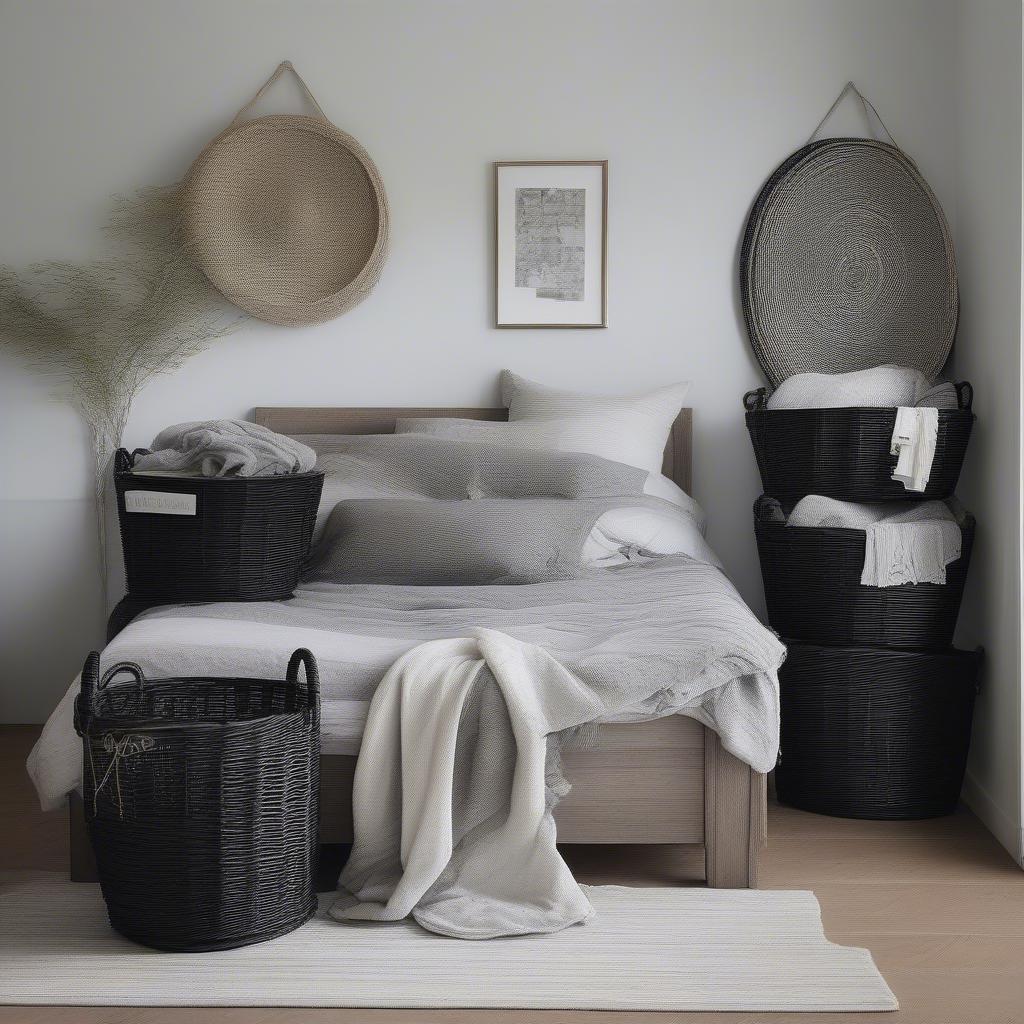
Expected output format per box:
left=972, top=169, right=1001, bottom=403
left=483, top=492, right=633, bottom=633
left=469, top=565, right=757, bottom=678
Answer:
left=642, top=472, right=707, bottom=533
left=500, top=370, right=690, bottom=475
left=581, top=505, right=722, bottom=569
left=393, top=415, right=706, bottom=527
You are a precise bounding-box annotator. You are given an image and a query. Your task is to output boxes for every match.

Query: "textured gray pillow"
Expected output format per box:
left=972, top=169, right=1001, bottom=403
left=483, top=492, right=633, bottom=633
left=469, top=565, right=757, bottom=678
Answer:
left=298, top=432, right=652, bottom=544
left=304, top=497, right=627, bottom=586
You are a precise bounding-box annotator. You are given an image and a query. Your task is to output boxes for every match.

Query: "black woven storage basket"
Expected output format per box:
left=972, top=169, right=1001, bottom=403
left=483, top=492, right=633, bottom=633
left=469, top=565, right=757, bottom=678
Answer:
left=114, top=447, right=324, bottom=602
left=744, top=383, right=974, bottom=508
left=776, top=642, right=981, bottom=820
left=754, top=496, right=974, bottom=648
left=74, top=649, right=320, bottom=951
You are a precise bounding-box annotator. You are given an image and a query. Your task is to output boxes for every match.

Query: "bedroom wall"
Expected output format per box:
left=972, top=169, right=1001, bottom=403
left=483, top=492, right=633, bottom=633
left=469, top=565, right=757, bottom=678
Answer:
left=0, top=0, right=961, bottom=721
left=949, top=0, right=1024, bottom=865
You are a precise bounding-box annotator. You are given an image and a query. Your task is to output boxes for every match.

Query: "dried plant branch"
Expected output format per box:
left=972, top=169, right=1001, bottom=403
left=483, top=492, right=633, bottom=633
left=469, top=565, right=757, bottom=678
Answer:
left=0, top=185, right=245, bottom=608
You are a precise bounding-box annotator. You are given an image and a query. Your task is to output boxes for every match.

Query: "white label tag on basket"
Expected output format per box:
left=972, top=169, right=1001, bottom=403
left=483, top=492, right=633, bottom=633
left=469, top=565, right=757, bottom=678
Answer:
left=124, top=490, right=197, bottom=515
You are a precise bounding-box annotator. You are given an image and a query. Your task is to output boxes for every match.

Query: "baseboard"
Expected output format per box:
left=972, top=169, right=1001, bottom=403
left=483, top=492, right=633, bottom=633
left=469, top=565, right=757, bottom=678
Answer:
left=961, top=771, right=1024, bottom=867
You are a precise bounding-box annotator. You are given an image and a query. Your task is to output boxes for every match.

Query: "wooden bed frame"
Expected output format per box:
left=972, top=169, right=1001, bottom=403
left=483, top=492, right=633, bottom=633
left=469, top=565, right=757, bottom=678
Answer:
left=70, top=405, right=765, bottom=887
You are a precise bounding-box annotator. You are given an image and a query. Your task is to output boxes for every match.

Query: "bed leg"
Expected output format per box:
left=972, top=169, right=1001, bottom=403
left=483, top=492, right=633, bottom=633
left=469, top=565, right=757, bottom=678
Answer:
left=69, top=792, right=99, bottom=882
left=703, top=728, right=766, bottom=888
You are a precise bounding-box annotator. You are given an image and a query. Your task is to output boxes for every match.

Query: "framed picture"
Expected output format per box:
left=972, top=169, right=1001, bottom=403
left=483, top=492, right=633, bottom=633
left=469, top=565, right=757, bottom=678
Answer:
left=494, top=160, right=607, bottom=328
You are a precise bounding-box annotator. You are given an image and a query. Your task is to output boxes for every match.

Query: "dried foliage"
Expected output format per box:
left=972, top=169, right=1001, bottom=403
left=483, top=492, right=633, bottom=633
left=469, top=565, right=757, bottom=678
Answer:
left=0, top=186, right=244, bottom=602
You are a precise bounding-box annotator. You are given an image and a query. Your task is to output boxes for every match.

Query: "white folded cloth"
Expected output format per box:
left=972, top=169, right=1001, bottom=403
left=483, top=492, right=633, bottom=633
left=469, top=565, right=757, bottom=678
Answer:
left=786, top=495, right=963, bottom=587
left=890, top=406, right=939, bottom=492
left=131, top=419, right=317, bottom=477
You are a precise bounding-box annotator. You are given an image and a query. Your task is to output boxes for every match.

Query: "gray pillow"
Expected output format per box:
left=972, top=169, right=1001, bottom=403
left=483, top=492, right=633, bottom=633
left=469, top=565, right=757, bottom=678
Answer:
left=304, top=497, right=620, bottom=586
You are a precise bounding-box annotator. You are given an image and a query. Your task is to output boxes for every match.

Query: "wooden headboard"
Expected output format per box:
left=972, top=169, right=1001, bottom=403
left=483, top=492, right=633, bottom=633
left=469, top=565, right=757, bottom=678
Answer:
left=254, top=406, right=693, bottom=494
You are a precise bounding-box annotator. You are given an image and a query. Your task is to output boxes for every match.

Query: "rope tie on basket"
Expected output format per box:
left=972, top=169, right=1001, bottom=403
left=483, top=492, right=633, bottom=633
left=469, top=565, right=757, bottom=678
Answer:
left=230, top=60, right=329, bottom=126
left=89, top=733, right=155, bottom=816
left=807, top=81, right=899, bottom=148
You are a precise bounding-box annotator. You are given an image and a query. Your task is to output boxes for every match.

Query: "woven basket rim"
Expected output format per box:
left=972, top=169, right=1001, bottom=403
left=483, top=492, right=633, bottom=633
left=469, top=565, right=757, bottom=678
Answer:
left=746, top=407, right=975, bottom=418
left=117, top=468, right=325, bottom=482
left=753, top=497, right=977, bottom=534
left=81, top=710, right=314, bottom=734
left=78, top=671, right=319, bottom=736
left=780, top=639, right=982, bottom=661
left=755, top=516, right=977, bottom=544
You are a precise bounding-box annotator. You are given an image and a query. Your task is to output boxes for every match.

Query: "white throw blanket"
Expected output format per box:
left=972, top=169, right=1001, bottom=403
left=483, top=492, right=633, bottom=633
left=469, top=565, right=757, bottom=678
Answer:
left=331, top=630, right=606, bottom=939
left=131, top=419, right=317, bottom=477
left=787, top=495, right=962, bottom=587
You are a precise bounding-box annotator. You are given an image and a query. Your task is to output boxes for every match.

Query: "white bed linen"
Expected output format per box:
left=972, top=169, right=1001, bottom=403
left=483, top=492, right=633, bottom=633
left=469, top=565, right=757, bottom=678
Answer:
left=28, top=557, right=783, bottom=813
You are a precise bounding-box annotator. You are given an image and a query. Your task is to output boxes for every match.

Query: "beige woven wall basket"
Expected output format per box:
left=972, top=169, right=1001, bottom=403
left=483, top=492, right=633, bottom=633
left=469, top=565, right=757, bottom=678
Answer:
left=181, top=62, right=390, bottom=326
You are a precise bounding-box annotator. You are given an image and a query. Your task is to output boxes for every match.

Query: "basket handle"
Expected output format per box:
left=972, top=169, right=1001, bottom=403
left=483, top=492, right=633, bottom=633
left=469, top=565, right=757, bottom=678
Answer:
left=114, top=448, right=151, bottom=474
left=743, top=388, right=769, bottom=411
left=74, top=651, right=101, bottom=735
left=98, top=662, right=146, bottom=694
left=955, top=381, right=974, bottom=412
left=287, top=648, right=320, bottom=720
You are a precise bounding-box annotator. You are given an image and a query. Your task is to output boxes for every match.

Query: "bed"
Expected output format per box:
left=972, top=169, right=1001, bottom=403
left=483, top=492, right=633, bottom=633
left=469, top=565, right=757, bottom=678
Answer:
left=67, top=404, right=769, bottom=888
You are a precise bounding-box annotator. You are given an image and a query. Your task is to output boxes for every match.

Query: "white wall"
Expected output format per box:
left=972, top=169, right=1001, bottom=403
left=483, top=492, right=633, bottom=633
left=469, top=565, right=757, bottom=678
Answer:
left=950, top=0, right=1023, bottom=864
left=0, top=0, right=962, bottom=721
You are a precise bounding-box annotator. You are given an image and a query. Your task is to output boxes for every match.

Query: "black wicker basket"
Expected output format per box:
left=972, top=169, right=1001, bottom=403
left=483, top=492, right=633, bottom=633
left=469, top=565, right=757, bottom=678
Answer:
left=744, top=383, right=974, bottom=508
left=74, top=649, right=320, bottom=951
left=775, top=642, right=981, bottom=820
left=754, top=496, right=974, bottom=648
left=114, top=448, right=324, bottom=601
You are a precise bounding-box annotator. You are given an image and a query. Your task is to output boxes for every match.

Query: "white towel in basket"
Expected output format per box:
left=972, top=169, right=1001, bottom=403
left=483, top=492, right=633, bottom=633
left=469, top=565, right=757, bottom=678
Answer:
left=890, top=406, right=938, bottom=493
left=786, top=495, right=962, bottom=587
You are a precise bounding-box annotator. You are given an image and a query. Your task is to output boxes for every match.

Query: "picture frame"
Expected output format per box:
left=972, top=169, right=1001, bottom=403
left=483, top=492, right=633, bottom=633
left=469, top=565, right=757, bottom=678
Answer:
left=494, top=160, right=608, bottom=328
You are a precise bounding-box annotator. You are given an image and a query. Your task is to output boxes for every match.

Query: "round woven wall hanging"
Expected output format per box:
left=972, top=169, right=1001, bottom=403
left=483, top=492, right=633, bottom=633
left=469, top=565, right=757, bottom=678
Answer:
left=740, top=127, right=957, bottom=387
left=181, top=62, right=389, bottom=327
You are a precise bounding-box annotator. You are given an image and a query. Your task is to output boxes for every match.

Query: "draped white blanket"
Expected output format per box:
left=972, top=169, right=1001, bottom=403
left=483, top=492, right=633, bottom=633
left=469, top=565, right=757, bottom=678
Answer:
left=331, top=631, right=600, bottom=939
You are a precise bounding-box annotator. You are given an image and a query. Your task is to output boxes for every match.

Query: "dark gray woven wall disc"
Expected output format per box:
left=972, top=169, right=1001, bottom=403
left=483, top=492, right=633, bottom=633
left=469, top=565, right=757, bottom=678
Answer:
left=740, top=139, right=958, bottom=387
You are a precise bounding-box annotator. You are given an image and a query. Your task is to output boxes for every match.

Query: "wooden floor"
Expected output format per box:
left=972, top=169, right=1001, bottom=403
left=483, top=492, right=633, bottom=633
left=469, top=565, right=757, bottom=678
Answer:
left=3, top=724, right=1023, bottom=1024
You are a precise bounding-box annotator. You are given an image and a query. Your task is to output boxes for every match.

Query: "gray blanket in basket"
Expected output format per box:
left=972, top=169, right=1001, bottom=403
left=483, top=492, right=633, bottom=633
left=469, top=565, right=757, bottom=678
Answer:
left=132, top=419, right=317, bottom=477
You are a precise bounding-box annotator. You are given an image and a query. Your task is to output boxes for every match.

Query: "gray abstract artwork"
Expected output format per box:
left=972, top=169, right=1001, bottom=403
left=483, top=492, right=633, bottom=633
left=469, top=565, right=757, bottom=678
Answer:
left=514, top=188, right=585, bottom=301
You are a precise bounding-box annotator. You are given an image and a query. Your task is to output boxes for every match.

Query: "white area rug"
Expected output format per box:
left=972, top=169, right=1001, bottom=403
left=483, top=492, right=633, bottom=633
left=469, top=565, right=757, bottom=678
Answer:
left=0, top=877, right=897, bottom=1011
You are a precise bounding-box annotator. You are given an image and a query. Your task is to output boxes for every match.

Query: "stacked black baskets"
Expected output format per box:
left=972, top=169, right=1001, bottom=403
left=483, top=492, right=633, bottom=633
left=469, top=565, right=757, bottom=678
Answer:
left=82, top=444, right=328, bottom=950
left=745, top=387, right=982, bottom=819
